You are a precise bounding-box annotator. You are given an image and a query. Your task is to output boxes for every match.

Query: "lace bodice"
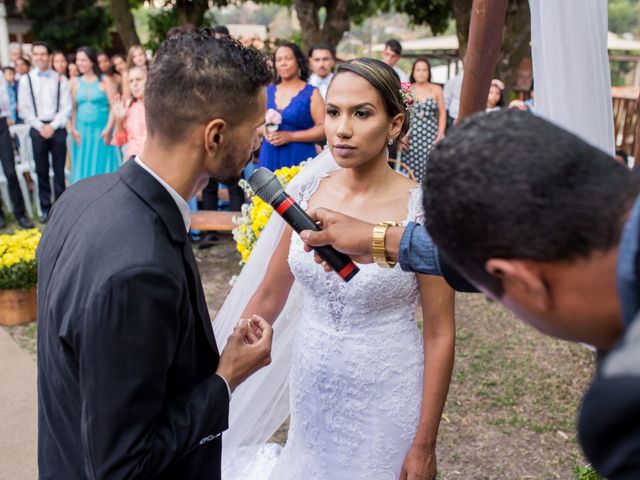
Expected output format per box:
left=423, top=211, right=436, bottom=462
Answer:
left=288, top=173, right=425, bottom=333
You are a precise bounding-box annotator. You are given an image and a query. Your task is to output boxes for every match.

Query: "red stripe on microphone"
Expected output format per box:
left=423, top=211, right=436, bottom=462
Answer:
left=275, top=196, right=295, bottom=215
left=338, top=262, right=356, bottom=279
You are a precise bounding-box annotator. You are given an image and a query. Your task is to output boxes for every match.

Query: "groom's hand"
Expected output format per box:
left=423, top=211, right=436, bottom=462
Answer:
left=216, top=316, right=272, bottom=392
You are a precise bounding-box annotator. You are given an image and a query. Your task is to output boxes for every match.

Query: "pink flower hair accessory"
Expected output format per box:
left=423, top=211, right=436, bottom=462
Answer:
left=399, top=82, right=418, bottom=110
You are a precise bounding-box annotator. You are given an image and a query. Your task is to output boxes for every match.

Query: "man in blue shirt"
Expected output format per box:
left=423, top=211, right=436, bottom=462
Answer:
left=301, top=110, right=640, bottom=478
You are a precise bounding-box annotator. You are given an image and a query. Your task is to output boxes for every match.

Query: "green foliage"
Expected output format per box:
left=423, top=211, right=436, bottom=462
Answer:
left=574, top=464, right=604, bottom=480
left=145, top=7, right=181, bottom=52
left=608, top=0, right=640, bottom=35
left=24, top=0, right=112, bottom=51
left=0, top=260, right=37, bottom=291
left=378, top=0, right=451, bottom=34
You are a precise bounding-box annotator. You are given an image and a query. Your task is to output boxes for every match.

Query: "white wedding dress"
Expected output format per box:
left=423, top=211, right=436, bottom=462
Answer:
left=221, top=171, right=426, bottom=479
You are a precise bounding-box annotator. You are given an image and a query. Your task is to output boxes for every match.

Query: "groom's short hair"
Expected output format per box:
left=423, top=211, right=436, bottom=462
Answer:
left=145, top=28, right=272, bottom=142
left=424, top=109, right=640, bottom=297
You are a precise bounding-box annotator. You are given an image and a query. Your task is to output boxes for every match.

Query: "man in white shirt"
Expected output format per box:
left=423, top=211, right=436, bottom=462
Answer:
left=308, top=44, right=335, bottom=101
left=444, top=71, right=464, bottom=126
left=18, top=40, right=72, bottom=223
left=382, top=39, right=410, bottom=84
left=0, top=74, right=33, bottom=229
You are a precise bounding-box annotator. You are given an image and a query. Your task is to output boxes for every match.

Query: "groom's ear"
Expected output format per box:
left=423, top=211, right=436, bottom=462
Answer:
left=204, top=119, right=226, bottom=157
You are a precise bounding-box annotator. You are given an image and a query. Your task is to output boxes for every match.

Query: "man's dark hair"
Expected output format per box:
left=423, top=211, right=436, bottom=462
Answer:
left=167, top=26, right=186, bottom=39
left=274, top=42, right=309, bottom=82
left=3, top=66, right=15, bottom=73
left=145, top=28, right=272, bottom=142
left=32, top=40, right=51, bottom=54
left=424, top=109, right=640, bottom=297
left=212, top=25, right=230, bottom=36
left=385, top=39, right=402, bottom=55
left=308, top=43, right=335, bottom=59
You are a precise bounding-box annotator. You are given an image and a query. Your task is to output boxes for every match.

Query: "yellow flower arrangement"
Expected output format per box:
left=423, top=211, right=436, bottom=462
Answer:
left=0, top=228, right=41, bottom=290
left=233, top=164, right=304, bottom=264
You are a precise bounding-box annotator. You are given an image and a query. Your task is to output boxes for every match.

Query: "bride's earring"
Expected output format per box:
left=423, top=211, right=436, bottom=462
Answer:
left=388, top=138, right=394, bottom=145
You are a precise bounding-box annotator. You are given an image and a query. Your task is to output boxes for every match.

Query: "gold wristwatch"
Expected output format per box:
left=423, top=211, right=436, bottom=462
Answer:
left=372, top=221, right=399, bottom=268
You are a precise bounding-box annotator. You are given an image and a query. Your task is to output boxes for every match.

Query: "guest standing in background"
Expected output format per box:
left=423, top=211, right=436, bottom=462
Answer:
left=486, top=79, right=505, bottom=112
left=67, top=63, right=79, bottom=79
left=122, top=45, right=148, bottom=99
left=98, top=51, right=122, bottom=94
left=382, top=39, right=410, bottom=83
left=70, top=46, right=121, bottom=183
left=403, top=58, right=446, bottom=183
left=259, top=42, right=324, bottom=170
left=18, top=41, right=72, bottom=223
left=308, top=44, right=335, bottom=101
left=4, top=66, right=19, bottom=124
left=8, top=43, right=21, bottom=69
left=0, top=73, right=33, bottom=229
left=111, top=66, right=147, bottom=158
left=52, top=51, right=68, bottom=77
left=15, top=57, right=31, bottom=79
left=444, top=70, right=463, bottom=127
left=111, top=53, right=127, bottom=94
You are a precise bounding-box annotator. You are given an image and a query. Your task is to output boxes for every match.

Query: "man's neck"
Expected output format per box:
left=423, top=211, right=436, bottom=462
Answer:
left=139, top=138, right=208, bottom=201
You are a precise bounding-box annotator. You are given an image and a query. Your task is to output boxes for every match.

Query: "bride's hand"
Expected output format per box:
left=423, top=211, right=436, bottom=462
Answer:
left=243, top=314, right=267, bottom=344
left=400, top=444, right=437, bottom=480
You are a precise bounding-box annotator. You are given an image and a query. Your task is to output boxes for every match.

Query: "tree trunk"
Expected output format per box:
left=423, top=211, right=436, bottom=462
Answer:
left=497, top=0, right=530, bottom=95
left=457, top=0, right=508, bottom=122
left=294, top=0, right=350, bottom=54
left=110, top=0, right=141, bottom=50
left=174, top=0, right=209, bottom=29
left=452, top=0, right=530, bottom=97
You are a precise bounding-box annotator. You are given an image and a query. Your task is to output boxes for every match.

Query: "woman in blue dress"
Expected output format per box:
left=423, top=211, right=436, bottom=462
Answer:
left=70, top=46, right=121, bottom=183
left=259, top=42, right=325, bottom=170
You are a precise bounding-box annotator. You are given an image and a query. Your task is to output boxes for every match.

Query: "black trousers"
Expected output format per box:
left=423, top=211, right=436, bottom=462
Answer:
left=30, top=127, right=67, bottom=213
left=202, top=179, right=245, bottom=212
left=0, top=117, right=25, bottom=217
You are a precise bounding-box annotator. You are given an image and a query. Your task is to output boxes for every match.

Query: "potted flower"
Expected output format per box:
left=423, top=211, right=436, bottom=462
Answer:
left=0, top=228, right=41, bottom=326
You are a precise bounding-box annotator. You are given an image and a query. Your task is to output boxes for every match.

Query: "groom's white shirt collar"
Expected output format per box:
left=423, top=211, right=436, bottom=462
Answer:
left=134, top=156, right=191, bottom=232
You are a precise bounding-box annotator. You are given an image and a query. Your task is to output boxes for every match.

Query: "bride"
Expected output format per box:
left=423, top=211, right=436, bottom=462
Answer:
left=214, top=58, right=455, bottom=479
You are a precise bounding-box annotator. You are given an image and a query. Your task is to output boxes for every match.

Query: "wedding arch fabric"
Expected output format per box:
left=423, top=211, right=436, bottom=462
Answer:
left=529, top=0, right=615, bottom=155
left=212, top=148, right=339, bottom=450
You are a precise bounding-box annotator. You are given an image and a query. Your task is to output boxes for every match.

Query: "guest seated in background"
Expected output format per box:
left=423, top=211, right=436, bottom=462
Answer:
left=112, top=66, right=147, bottom=159
left=3, top=66, right=19, bottom=124
left=258, top=42, right=324, bottom=170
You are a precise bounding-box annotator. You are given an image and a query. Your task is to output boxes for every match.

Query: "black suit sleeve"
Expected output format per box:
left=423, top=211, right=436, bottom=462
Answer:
left=76, top=267, right=229, bottom=480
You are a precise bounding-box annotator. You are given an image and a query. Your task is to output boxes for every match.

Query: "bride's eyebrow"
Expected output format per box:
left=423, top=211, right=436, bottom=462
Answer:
left=325, top=102, right=377, bottom=110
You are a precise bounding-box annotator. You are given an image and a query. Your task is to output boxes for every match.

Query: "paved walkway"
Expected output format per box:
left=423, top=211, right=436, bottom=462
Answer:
left=0, top=328, right=37, bottom=479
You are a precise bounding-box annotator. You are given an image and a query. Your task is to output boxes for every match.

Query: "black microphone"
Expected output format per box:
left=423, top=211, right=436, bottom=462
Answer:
left=248, top=167, right=359, bottom=282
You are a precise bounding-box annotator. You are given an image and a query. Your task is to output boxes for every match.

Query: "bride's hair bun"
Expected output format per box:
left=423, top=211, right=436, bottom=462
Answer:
left=333, top=58, right=411, bottom=139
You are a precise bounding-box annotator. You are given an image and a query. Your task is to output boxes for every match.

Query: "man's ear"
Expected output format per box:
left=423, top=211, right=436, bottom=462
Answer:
left=486, top=258, right=551, bottom=311
left=204, top=119, right=226, bottom=157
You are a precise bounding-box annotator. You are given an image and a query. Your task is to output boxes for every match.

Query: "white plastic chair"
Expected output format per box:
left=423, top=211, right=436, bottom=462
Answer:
left=10, top=124, right=38, bottom=217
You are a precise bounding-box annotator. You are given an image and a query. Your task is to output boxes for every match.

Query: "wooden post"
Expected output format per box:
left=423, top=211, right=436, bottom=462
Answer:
left=456, top=0, right=509, bottom=124
left=635, top=92, right=640, bottom=168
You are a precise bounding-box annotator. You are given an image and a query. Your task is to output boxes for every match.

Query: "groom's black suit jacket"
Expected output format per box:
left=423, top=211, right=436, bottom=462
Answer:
left=37, top=159, right=229, bottom=480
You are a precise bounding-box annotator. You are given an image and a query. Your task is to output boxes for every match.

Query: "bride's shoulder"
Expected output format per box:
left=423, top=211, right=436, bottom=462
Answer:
left=390, top=172, right=424, bottom=224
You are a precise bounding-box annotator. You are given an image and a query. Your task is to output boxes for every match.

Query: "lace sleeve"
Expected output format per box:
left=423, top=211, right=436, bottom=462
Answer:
left=405, top=186, right=425, bottom=225
left=290, top=171, right=329, bottom=211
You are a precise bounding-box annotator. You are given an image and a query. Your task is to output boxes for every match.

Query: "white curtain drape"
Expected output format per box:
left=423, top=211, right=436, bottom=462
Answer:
left=529, top=0, right=615, bottom=155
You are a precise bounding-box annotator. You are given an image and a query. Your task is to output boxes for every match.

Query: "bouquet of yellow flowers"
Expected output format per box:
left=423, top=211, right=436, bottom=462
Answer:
left=233, top=164, right=304, bottom=264
left=0, top=228, right=41, bottom=291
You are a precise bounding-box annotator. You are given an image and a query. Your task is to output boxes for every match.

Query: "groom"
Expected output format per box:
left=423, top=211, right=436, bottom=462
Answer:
left=37, top=31, right=273, bottom=479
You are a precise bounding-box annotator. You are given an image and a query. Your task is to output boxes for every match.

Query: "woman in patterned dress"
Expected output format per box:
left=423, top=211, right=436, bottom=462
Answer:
left=402, top=58, right=446, bottom=183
